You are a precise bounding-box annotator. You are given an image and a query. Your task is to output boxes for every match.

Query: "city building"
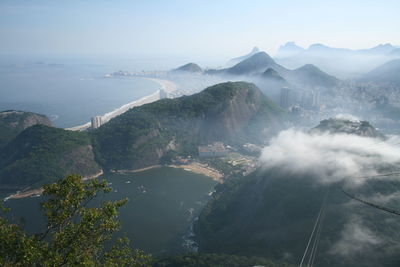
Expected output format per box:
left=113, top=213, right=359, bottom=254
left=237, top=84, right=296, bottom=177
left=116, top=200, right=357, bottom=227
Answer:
left=301, top=89, right=320, bottom=109
left=280, top=87, right=291, bottom=108
left=91, top=116, right=102, bottom=129
left=280, top=87, right=300, bottom=109
left=198, top=142, right=228, bottom=158
left=159, top=89, right=168, bottom=99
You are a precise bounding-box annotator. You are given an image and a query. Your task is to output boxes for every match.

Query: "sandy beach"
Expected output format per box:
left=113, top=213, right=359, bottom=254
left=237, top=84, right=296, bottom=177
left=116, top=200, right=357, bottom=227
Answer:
left=115, top=162, right=223, bottom=182
left=169, top=162, right=223, bottom=182
left=67, top=78, right=177, bottom=131
left=113, top=165, right=162, bottom=174
left=3, top=170, right=104, bottom=201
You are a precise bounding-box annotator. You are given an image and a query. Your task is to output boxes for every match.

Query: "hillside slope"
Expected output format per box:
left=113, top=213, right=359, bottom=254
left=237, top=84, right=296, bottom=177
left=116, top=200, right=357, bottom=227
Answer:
left=92, top=82, right=287, bottom=171
left=205, top=52, right=339, bottom=89
left=0, top=110, right=52, bottom=149
left=360, top=59, right=400, bottom=84
left=173, top=63, right=203, bottom=73
left=286, top=64, right=339, bottom=89
left=195, top=118, right=400, bottom=267
left=0, top=125, right=101, bottom=189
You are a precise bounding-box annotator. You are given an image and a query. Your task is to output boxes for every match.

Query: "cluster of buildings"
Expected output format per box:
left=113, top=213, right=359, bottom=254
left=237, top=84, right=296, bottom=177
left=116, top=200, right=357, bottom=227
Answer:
left=108, top=70, right=168, bottom=78
left=280, top=87, right=320, bottom=110
left=198, top=142, right=229, bottom=158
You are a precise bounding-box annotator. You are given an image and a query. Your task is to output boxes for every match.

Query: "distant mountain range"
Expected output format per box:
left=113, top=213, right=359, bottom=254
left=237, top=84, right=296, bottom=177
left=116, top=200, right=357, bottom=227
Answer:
left=205, top=51, right=339, bottom=90
left=226, top=52, right=288, bottom=76
left=275, top=42, right=400, bottom=78
left=172, top=62, right=203, bottom=73
left=360, top=59, right=400, bottom=84
left=261, top=68, right=288, bottom=84
left=276, top=42, right=305, bottom=58
left=277, top=42, right=400, bottom=58
left=226, top=46, right=260, bottom=66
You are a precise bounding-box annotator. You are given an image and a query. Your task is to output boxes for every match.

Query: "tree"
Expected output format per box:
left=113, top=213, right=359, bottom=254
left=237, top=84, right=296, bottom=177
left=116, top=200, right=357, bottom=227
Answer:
left=0, top=174, right=152, bottom=266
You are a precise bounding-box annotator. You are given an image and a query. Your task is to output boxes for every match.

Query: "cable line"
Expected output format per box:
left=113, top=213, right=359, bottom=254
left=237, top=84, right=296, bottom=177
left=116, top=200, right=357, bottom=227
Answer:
left=299, top=189, right=329, bottom=267
left=342, top=188, right=400, bottom=216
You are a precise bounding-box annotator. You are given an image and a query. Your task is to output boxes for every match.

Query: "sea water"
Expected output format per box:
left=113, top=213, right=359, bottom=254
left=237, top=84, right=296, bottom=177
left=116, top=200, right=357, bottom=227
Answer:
left=0, top=59, right=160, bottom=128
left=2, top=167, right=217, bottom=255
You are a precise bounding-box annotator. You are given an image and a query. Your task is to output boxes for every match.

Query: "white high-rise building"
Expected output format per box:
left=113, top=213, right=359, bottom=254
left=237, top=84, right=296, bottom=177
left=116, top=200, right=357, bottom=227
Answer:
left=91, top=116, right=102, bottom=129
left=159, top=89, right=168, bottom=99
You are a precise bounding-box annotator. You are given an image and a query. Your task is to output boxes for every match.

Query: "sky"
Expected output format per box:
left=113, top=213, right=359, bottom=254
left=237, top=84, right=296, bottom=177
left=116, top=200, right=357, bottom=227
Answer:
left=0, top=0, right=399, bottom=62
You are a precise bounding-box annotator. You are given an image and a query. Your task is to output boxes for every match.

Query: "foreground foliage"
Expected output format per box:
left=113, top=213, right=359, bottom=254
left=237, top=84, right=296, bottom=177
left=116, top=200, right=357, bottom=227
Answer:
left=154, top=253, right=294, bottom=267
left=0, top=174, right=151, bottom=266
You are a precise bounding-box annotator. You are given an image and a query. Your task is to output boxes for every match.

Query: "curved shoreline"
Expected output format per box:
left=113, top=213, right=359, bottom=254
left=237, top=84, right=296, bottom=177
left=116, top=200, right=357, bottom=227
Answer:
left=3, top=164, right=221, bottom=201
left=66, top=78, right=177, bottom=131
left=3, top=170, right=104, bottom=201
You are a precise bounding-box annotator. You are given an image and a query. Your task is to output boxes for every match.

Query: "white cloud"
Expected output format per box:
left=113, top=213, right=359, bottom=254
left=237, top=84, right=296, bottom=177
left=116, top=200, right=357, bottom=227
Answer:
left=333, top=114, right=360, bottom=122
left=330, top=216, right=381, bottom=257
left=259, top=129, right=400, bottom=187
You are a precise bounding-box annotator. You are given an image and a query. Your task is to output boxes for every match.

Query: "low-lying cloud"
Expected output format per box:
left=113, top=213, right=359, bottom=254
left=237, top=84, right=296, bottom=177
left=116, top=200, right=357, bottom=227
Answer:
left=259, top=128, right=400, bottom=187
left=330, top=216, right=382, bottom=257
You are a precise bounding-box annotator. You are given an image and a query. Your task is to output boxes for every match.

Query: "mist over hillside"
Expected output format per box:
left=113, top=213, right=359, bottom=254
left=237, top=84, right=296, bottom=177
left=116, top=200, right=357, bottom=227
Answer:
left=196, top=117, right=400, bottom=267
left=2, top=1, right=400, bottom=265
left=275, top=42, right=400, bottom=78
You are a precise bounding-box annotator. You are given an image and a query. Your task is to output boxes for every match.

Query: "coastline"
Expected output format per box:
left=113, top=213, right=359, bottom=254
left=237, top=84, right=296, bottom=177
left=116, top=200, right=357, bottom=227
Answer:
left=113, top=165, right=162, bottom=174
left=113, top=162, right=222, bottom=182
left=3, top=162, right=222, bottom=201
left=169, top=162, right=223, bottom=183
left=3, top=170, right=104, bottom=201
left=66, top=77, right=178, bottom=131
left=145, top=78, right=177, bottom=94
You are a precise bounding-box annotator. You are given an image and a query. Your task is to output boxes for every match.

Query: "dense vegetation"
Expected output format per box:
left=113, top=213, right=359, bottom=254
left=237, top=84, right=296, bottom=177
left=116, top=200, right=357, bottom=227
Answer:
left=0, top=82, right=285, bottom=189
left=0, top=175, right=151, bottom=266
left=0, top=125, right=101, bottom=189
left=92, top=81, right=286, bottom=171
left=0, top=110, right=51, bottom=149
left=154, top=253, right=294, bottom=267
left=196, top=166, right=400, bottom=267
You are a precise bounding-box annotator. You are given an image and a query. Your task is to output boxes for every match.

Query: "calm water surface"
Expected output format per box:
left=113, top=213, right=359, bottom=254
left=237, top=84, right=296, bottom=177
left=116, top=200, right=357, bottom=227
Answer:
left=3, top=167, right=217, bottom=255
left=0, top=61, right=160, bottom=127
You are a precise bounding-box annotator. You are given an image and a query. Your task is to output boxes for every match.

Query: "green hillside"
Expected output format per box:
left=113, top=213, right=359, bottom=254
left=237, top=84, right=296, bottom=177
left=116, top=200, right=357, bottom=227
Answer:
left=92, top=81, right=286, bottom=171
left=0, top=125, right=101, bottom=189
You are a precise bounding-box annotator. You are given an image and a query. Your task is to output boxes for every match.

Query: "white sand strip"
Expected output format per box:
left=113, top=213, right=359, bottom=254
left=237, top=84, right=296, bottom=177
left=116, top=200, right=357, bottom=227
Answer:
left=66, top=78, right=177, bottom=131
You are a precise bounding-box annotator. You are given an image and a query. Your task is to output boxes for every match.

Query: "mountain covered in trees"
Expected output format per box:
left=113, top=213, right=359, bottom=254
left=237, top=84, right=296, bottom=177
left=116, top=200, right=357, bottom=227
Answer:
left=92, top=81, right=287, bottom=171
left=0, top=110, right=52, bottom=149
left=0, top=82, right=287, bottom=189
left=0, top=125, right=101, bottom=189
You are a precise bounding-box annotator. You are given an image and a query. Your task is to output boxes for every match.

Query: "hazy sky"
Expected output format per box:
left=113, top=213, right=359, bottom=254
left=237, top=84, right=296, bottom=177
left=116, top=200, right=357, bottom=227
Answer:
left=0, top=0, right=399, bottom=61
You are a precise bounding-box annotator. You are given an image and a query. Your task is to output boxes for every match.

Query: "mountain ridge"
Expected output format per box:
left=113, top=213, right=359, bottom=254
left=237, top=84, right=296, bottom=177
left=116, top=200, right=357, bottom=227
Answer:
left=0, top=110, right=52, bottom=149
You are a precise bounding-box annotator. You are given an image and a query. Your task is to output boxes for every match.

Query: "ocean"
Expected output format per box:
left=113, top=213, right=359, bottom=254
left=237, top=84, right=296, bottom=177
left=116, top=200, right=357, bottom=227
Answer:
left=0, top=59, right=161, bottom=128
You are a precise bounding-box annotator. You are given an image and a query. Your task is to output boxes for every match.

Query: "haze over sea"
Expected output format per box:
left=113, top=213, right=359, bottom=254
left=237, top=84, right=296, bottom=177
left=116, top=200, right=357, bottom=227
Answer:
left=0, top=57, right=166, bottom=128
